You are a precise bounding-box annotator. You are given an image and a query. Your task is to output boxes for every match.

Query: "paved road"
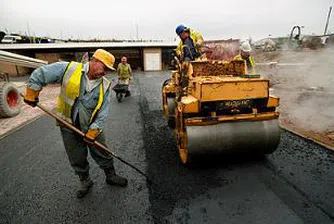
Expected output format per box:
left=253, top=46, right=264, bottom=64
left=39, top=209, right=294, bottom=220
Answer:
left=1, top=71, right=333, bottom=223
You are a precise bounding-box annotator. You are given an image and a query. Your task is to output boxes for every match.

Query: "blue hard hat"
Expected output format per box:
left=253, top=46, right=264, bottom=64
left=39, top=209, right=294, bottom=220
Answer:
left=176, top=25, right=187, bottom=35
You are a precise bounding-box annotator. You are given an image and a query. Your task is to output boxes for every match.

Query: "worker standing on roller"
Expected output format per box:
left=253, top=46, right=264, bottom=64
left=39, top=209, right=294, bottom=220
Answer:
left=175, top=24, right=205, bottom=61
left=23, top=49, right=128, bottom=198
left=174, top=25, right=205, bottom=100
left=233, top=41, right=256, bottom=73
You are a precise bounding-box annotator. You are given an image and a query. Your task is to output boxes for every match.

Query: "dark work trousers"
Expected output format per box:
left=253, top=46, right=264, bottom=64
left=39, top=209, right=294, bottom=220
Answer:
left=60, top=127, right=114, bottom=176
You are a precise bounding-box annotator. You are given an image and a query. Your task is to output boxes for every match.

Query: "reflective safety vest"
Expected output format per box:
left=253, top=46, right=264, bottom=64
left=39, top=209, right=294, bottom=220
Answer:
left=56, top=61, right=111, bottom=124
left=233, top=55, right=256, bottom=74
left=117, top=63, right=131, bottom=80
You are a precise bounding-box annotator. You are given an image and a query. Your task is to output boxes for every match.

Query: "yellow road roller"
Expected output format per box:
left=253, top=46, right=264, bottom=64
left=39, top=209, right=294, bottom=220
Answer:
left=162, top=59, right=280, bottom=165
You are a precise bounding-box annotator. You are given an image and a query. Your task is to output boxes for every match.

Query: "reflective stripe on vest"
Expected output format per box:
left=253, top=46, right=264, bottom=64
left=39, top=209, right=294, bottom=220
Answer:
left=91, top=77, right=111, bottom=123
left=56, top=62, right=110, bottom=124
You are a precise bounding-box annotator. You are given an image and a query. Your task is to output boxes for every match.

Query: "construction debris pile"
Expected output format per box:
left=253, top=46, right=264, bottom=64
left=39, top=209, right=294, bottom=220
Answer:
left=192, top=61, right=246, bottom=76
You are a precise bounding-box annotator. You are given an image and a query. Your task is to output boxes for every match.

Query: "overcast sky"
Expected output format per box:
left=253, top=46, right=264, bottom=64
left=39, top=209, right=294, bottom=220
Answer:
left=1, top=0, right=333, bottom=41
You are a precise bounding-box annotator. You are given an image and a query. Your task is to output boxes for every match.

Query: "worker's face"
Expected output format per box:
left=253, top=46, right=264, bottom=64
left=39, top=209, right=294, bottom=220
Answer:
left=180, top=31, right=189, bottom=40
left=241, top=51, right=250, bottom=60
left=88, top=59, right=108, bottom=79
left=121, top=57, right=127, bottom=64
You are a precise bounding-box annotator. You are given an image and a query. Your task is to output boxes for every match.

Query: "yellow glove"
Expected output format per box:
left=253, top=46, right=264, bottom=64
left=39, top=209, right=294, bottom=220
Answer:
left=84, top=129, right=102, bottom=144
left=24, top=88, right=40, bottom=107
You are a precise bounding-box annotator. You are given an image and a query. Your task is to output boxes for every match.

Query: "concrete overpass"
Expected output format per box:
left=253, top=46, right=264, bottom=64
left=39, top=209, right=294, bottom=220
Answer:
left=0, top=42, right=177, bottom=75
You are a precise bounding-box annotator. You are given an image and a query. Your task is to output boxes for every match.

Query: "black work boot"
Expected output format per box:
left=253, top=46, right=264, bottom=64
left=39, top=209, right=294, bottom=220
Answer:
left=125, top=90, right=131, bottom=97
left=104, top=168, right=128, bottom=187
left=76, top=173, right=93, bottom=198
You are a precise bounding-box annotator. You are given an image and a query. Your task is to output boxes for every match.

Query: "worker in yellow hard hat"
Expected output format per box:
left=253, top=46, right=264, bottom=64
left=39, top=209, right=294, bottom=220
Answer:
left=24, top=49, right=128, bottom=198
left=175, top=24, right=205, bottom=61
left=233, top=41, right=256, bottom=73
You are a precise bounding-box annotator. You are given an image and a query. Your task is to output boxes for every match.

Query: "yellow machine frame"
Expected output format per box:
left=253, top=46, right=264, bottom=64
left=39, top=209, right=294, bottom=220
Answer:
left=162, top=60, right=280, bottom=165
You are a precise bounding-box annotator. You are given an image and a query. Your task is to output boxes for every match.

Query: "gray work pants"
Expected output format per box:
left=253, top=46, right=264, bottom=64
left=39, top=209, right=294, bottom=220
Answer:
left=60, top=127, right=114, bottom=175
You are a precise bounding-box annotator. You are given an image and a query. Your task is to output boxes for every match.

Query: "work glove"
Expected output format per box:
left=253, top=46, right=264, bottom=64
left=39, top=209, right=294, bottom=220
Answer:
left=23, top=88, right=40, bottom=107
left=84, top=129, right=102, bottom=145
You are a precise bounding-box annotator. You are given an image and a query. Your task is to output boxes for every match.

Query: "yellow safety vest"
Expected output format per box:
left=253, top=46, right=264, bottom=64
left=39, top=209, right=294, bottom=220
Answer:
left=56, top=61, right=110, bottom=124
left=117, top=63, right=131, bottom=80
left=233, top=55, right=256, bottom=74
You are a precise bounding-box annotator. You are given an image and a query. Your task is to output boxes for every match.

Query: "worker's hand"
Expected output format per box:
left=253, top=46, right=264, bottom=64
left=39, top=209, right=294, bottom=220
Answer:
left=180, top=52, right=184, bottom=62
left=84, top=129, right=102, bottom=145
left=23, top=88, right=40, bottom=107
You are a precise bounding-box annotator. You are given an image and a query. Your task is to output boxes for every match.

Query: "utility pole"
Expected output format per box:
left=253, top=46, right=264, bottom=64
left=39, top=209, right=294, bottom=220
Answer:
left=324, top=6, right=332, bottom=35
left=27, top=21, right=31, bottom=43
left=60, top=29, right=63, bottom=41
left=136, top=23, right=139, bottom=41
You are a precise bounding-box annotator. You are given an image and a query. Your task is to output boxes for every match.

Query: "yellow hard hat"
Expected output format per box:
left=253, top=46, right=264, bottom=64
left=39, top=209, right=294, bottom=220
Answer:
left=92, top=49, right=115, bottom=70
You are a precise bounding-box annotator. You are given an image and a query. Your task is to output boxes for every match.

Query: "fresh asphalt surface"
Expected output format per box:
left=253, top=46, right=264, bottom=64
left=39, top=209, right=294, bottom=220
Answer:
left=1, top=71, right=333, bottom=224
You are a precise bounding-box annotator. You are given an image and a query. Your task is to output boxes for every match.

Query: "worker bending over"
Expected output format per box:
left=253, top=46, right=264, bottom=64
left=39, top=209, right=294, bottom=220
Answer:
left=24, top=49, right=128, bottom=198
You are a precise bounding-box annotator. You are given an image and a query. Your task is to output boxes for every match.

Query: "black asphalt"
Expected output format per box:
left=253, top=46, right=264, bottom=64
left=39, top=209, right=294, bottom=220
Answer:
left=0, top=71, right=333, bottom=224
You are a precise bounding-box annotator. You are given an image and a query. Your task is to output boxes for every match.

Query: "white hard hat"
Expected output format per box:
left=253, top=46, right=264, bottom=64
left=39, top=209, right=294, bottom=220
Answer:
left=240, top=41, right=252, bottom=52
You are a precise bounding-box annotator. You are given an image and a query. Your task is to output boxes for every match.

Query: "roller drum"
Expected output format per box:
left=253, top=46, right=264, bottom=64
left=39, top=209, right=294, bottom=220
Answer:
left=167, top=97, right=175, bottom=117
left=186, top=119, right=280, bottom=156
left=166, top=97, right=176, bottom=128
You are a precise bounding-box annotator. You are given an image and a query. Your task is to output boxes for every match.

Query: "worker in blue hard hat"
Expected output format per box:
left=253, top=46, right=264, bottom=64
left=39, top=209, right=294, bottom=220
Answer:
left=175, top=24, right=204, bottom=61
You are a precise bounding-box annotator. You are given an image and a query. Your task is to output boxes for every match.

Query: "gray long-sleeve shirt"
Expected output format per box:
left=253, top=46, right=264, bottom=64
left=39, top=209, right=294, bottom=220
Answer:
left=27, top=61, right=111, bottom=132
